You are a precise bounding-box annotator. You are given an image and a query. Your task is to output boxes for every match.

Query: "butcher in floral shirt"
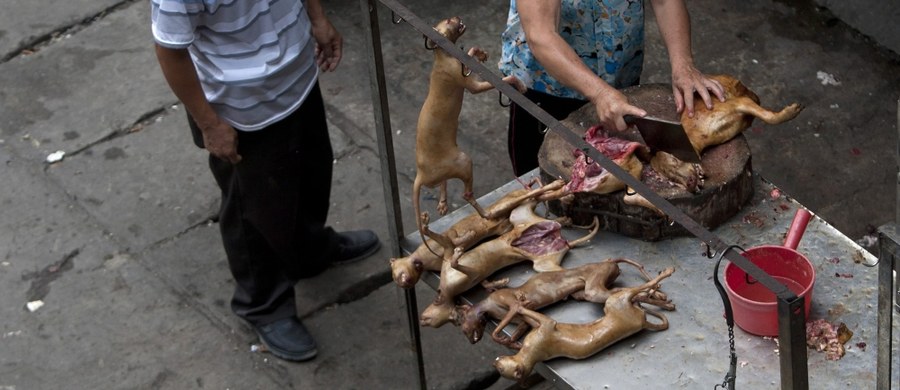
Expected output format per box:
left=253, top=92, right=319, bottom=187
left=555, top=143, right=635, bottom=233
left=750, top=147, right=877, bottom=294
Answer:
left=499, top=0, right=724, bottom=176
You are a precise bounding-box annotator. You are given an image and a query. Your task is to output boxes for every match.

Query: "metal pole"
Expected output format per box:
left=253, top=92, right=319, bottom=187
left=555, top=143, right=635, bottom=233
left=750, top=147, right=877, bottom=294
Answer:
left=877, top=94, right=899, bottom=389
left=359, top=1, right=426, bottom=388
left=777, top=296, right=808, bottom=389
left=876, top=225, right=897, bottom=390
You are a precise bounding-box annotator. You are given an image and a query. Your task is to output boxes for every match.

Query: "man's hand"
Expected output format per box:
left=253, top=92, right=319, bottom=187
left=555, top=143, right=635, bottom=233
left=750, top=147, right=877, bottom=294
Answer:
left=502, top=75, right=527, bottom=93
left=671, top=65, right=725, bottom=117
left=649, top=0, right=725, bottom=117
left=154, top=44, right=242, bottom=164
left=590, top=85, right=647, bottom=131
left=310, top=17, right=342, bottom=71
left=199, top=118, right=241, bottom=164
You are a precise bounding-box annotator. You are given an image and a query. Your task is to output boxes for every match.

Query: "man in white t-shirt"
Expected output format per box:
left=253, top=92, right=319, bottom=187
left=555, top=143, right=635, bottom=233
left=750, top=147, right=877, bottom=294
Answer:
left=151, top=0, right=380, bottom=362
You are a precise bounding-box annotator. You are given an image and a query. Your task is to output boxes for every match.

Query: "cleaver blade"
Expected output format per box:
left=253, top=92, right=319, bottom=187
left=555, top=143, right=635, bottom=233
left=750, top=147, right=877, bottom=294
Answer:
left=624, top=115, right=702, bottom=163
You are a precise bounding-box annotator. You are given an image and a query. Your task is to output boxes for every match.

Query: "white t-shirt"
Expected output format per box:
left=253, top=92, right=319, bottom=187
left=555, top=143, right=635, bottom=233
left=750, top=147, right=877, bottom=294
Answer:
left=151, top=0, right=319, bottom=131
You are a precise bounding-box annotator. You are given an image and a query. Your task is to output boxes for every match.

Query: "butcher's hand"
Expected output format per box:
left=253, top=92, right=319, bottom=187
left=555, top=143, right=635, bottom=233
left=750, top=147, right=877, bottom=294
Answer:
left=502, top=75, right=526, bottom=93
left=311, top=17, right=342, bottom=71
left=590, top=84, right=647, bottom=132
left=671, top=65, right=725, bottom=117
left=201, top=119, right=241, bottom=164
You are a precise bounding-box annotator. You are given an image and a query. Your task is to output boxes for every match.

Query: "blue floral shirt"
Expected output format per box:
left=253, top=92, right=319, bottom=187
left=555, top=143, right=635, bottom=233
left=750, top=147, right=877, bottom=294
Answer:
left=499, top=0, right=645, bottom=99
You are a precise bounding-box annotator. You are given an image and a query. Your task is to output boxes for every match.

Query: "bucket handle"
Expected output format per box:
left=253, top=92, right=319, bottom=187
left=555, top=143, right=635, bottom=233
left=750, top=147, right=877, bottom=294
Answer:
left=743, top=208, right=812, bottom=285
left=783, top=208, right=812, bottom=250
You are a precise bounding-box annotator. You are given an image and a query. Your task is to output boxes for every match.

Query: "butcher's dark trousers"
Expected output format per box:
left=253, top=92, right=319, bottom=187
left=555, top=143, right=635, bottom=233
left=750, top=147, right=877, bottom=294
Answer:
left=189, top=83, right=337, bottom=326
left=507, top=89, right=587, bottom=177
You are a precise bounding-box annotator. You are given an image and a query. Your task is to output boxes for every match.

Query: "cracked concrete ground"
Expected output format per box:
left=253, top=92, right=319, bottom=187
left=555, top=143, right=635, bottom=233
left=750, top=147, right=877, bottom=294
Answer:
left=0, top=0, right=898, bottom=389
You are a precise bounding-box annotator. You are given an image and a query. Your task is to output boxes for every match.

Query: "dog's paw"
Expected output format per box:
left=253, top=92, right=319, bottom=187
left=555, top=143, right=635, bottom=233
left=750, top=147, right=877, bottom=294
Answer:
left=467, top=46, right=488, bottom=62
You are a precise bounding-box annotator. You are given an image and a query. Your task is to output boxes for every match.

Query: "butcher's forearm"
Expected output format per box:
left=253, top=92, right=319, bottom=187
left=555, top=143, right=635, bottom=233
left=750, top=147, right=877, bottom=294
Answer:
left=518, top=0, right=611, bottom=100
left=528, top=34, right=613, bottom=101
left=154, top=44, right=220, bottom=127
left=650, top=0, right=694, bottom=70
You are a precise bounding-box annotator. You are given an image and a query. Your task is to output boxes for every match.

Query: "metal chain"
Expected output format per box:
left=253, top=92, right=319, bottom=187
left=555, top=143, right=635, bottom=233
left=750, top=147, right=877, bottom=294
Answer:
left=713, top=246, right=743, bottom=390
left=715, top=323, right=737, bottom=390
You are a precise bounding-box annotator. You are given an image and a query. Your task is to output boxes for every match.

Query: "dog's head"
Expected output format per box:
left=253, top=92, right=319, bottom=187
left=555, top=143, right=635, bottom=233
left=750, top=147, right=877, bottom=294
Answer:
left=390, top=256, right=424, bottom=288
left=419, top=302, right=454, bottom=328
left=456, top=304, right=485, bottom=344
left=494, top=355, right=527, bottom=381
left=649, top=151, right=701, bottom=192
left=430, top=16, right=465, bottom=45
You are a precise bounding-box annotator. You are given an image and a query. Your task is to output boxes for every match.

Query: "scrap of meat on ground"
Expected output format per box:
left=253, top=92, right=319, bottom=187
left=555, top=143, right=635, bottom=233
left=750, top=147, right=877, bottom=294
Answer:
left=806, top=319, right=853, bottom=360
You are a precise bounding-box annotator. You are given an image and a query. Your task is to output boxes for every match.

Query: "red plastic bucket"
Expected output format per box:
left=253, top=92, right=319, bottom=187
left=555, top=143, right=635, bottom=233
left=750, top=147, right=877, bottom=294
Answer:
left=723, top=209, right=815, bottom=336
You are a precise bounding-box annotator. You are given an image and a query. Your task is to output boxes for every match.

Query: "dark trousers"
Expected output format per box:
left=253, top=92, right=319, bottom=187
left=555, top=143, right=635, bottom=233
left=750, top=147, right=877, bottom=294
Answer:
left=189, top=83, right=337, bottom=326
left=507, top=89, right=587, bottom=176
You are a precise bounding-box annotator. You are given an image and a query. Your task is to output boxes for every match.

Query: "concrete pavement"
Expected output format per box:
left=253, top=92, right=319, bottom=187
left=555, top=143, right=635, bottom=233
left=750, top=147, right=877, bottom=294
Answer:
left=0, top=0, right=898, bottom=389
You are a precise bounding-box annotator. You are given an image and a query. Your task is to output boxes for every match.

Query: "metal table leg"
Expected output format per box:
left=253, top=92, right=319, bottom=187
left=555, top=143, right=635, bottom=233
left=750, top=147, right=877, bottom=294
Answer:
left=359, top=0, right=427, bottom=388
left=876, top=224, right=898, bottom=390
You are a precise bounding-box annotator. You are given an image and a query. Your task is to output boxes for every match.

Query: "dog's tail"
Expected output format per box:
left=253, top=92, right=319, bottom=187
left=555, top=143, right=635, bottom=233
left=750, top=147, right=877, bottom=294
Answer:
left=566, top=216, right=600, bottom=247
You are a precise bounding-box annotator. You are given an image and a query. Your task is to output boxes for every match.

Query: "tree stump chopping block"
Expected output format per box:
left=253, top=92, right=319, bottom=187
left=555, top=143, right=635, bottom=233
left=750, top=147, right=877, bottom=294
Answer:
left=537, top=84, right=753, bottom=241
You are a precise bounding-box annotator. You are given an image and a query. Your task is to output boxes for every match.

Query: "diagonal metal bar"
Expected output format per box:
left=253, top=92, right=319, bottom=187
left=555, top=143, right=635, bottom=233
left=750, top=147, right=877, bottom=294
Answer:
left=377, top=0, right=808, bottom=388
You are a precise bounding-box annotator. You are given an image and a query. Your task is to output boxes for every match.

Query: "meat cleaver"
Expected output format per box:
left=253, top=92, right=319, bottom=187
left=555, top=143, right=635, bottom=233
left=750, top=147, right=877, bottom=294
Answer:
left=624, top=115, right=702, bottom=163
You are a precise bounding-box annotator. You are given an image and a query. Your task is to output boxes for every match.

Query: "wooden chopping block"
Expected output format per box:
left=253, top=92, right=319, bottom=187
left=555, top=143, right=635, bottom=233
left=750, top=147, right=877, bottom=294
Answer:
left=538, top=84, right=753, bottom=241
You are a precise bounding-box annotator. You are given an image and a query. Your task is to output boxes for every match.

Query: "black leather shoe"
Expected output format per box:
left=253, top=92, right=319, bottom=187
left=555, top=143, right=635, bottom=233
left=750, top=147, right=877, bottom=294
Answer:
left=254, top=317, right=317, bottom=362
left=332, top=230, right=380, bottom=265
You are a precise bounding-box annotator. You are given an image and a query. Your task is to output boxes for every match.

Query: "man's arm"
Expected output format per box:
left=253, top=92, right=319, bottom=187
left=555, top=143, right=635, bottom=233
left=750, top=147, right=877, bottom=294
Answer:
left=305, top=0, right=342, bottom=72
left=516, top=0, right=646, bottom=131
left=650, top=0, right=724, bottom=117
left=154, top=44, right=241, bottom=163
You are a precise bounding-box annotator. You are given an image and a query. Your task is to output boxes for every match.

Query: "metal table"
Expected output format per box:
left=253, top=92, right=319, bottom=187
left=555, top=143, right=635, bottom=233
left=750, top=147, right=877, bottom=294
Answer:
left=402, top=170, right=885, bottom=389
left=360, top=0, right=897, bottom=386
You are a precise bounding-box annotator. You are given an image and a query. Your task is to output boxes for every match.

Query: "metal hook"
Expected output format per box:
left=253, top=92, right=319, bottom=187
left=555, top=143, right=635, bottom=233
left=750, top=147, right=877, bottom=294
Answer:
left=862, top=245, right=881, bottom=267
left=391, top=11, right=403, bottom=24
left=701, top=242, right=717, bottom=259
left=581, top=151, right=595, bottom=165
left=498, top=91, right=511, bottom=107
left=461, top=63, right=471, bottom=77
left=423, top=36, right=436, bottom=50
left=744, top=273, right=758, bottom=285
